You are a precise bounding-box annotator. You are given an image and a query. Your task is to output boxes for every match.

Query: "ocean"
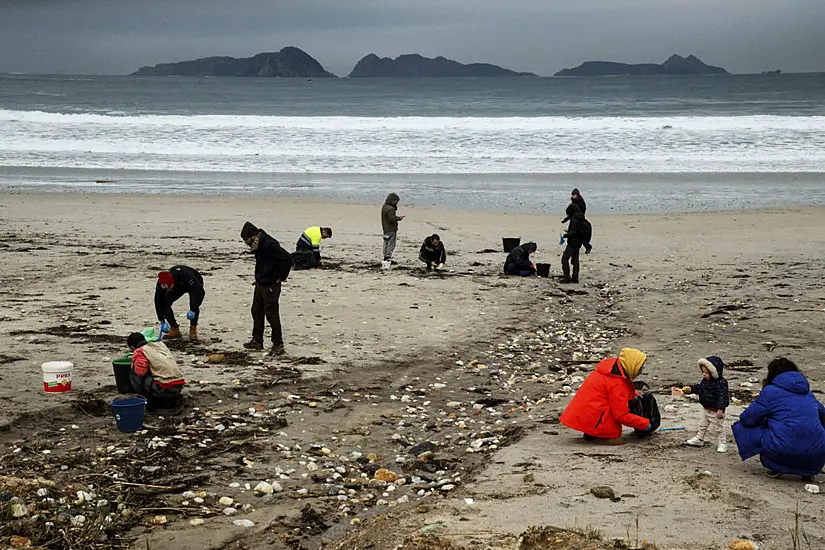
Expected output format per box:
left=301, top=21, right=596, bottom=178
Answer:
left=1, top=73, right=825, bottom=213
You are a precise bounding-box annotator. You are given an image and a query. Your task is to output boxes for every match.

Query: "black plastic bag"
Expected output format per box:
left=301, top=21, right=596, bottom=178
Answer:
left=291, top=249, right=319, bottom=270
left=628, top=393, right=661, bottom=436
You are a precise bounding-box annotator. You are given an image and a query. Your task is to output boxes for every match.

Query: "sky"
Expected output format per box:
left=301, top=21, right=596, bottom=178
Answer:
left=1, top=0, right=824, bottom=76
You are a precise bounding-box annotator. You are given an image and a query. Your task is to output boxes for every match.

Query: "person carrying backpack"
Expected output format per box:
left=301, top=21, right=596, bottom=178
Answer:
left=562, top=189, right=592, bottom=253
left=560, top=204, right=591, bottom=284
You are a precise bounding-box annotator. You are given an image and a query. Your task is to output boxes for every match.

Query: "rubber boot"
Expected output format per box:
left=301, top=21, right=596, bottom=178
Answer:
left=189, top=325, right=198, bottom=342
left=166, top=326, right=182, bottom=339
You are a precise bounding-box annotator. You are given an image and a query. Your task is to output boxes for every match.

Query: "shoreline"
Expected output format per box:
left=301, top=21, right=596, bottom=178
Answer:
left=3, top=170, right=825, bottom=215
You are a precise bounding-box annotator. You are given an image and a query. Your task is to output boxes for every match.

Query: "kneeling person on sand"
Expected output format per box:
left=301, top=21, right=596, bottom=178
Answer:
left=419, top=234, right=446, bottom=271
left=504, top=242, right=537, bottom=276
left=127, top=332, right=185, bottom=412
left=294, top=226, right=332, bottom=269
left=241, top=221, right=293, bottom=356
left=560, top=348, right=657, bottom=444
left=155, top=266, right=205, bottom=341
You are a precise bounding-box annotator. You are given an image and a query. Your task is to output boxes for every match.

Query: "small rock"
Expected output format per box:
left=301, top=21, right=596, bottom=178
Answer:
left=728, top=540, right=759, bottom=550
left=254, top=481, right=274, bottom=495
left=374, top=468, right=399, bottom=483
left=590, top=486, right=615, bottom=500
left=183, top=491, right=197, bottom=499
left=233, top=519, right=255, bottom=527
left=9, top=498, right=28, bottom=518
left=219, top=496, right=234, bottom=506
left=189, top=518, right=205, bottom=526
left=9, top=536, right=32, bottom=548
left=804, top=484, right=820, bottom=494
left=149, top=515, right=168, bottom=526
left=71, top=515, right=86, bottom=526
left=523, top=473, right=534, bottom=483
left=223, top=507, right=238, bottom=516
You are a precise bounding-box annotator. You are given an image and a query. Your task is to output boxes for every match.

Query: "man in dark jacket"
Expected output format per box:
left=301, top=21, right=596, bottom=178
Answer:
left=504, top=242, right=537, bottom=275
left=562, top=188, right=592, bottom=253
left=155, top=266, right=205, bottom=341
left=240, top=221, right=293, bottom=356
left=419, top=234, right=447, bottom=271
left=560, top=204, right=589, bottom=283
left=381, top=193, right=404, bottom=268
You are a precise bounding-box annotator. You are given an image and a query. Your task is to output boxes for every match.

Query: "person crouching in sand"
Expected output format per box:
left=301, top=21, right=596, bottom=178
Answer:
left=560, top=348, right=656, bottom=444
left=504, top=242, right=537, bottom=276
left=127, top=332, right=185, bottom=412
left=419, top=234, right=446, bottom=271
left=733, top=357, right=825, bottom=480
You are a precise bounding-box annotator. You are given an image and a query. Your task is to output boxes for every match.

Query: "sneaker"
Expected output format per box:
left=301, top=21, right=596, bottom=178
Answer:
left=243, top=339, right=264, bottom=350
left=381, top=260, right=391, bottom=270
left=767, top=470, right=783, bottom=479
left=685, top=436, right=705, bottom=447
left=716, top=443, right=728, bottom=453
left=268, top=344, right=286, bottom=357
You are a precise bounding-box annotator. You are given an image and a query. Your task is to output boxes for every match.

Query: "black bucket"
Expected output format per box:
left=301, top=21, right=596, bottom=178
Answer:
left=536, top=263, right=551, bottom=278
left=502, top=237, right=521, bottom=252
left=112, top=354, right=134, bottom=394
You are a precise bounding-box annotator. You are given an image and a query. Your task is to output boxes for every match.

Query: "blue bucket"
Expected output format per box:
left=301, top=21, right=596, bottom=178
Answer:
left=111, top=397, right=147, bottom=433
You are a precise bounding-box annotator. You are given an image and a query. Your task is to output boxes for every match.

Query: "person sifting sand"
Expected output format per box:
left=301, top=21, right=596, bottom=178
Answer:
left=155, top=266, right=205, bottom=341
left=560, top=348, right=657, bottom=444
left=733, top=358, right=825, bottom=480
left=684, top=356, right=730, bottom=453
left=419, top=234, right=447, bottom=271
left=127, top=332, right=185, bottom=412
left=504, top=242, right=537, bottom=276
left=293, top=226, right=332, bottom=269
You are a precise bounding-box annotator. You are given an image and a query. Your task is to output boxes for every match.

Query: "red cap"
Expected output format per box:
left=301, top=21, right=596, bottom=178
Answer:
left=158, top=271, right=174, bottom=288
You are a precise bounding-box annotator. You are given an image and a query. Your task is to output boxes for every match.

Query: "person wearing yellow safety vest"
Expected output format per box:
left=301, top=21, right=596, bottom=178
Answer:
left=294, top=226, right=333, bottom=269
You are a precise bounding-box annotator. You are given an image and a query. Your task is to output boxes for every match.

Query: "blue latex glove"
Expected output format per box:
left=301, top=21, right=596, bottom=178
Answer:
left=642, top=422, right=657, bottom=435
left=160, top=321, right=170, bottom=334
left=186, top=310, right=197, bottom=321
left=559, top=233, right=565, bottom=246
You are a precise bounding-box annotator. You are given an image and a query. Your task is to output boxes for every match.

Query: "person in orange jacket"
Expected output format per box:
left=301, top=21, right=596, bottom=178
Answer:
left=560, top=348, right=655, bottom=444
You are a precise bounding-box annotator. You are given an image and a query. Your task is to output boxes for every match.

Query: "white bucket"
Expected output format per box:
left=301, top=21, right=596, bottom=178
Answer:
left=41, top=361, right=73, bottom=393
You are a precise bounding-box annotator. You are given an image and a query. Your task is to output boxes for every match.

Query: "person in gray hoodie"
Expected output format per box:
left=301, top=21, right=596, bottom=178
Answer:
left=381, top=193, right=405, bottom=265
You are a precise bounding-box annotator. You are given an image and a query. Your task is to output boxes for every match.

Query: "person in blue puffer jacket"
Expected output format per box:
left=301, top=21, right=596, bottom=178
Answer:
left=732, top=357, right=825, bottom=480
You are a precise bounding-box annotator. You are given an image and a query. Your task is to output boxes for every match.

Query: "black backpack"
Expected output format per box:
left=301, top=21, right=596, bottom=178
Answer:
left=580, top=218, right=593, bottom=245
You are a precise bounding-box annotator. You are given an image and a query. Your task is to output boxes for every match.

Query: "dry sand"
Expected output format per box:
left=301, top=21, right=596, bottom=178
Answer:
left=1, top=192, right=824, bottom=549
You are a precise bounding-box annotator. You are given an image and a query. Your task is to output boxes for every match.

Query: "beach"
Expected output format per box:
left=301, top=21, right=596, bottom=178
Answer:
left=1, top=191, right=824, bottom=549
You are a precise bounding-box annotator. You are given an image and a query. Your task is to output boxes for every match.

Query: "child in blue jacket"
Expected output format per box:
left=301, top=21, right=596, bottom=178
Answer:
left=685, top=356, right=730, bottom=452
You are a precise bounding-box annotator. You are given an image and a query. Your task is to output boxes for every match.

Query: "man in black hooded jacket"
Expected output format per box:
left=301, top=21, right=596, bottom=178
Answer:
left=504, top=242, right=538, bottom=275
left=561, top=204, right=589, bottom=283
left=240, top=221, right=293, bottom=356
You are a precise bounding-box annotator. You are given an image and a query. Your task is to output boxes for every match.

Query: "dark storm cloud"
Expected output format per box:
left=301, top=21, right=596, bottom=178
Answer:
left=1, top=0, right=823, bottom=75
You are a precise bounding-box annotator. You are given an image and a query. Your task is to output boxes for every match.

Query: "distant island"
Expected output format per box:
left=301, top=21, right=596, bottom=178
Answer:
left=349, top=53, right=537, bottom=77
left=555, top=54, right=728, bottom=77
left=131, top=47, right=335, bottom=77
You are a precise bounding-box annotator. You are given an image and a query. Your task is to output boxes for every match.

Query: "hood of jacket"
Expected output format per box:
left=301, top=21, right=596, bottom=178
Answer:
left=521, top=242, right=537, bottom=254
left=565, top=203, right=581, bottom=217
left=618, top=348, right=647, bottom=380
left=771, top=371, right=810, bottom=395
left=698, top=356, right=725, bottom=380
left=385, top=193, right=400, bottom=207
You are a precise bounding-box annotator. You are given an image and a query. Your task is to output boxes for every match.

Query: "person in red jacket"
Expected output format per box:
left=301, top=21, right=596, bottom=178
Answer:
left=560, top=348, right=655, bottom=444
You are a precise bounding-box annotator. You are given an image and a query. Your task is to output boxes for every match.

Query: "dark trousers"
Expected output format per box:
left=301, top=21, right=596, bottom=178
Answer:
left=251, top=282, right=283, bottom=346
left=130, top=372, right=182, bottom=411
left=562, top=244, right=581, bottom=281
left=160, top=290, right=200, bottom=327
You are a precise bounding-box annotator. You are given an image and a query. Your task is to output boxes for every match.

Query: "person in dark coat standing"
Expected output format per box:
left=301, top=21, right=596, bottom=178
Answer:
left=381, top=193, right=405, bottom=268
left=155, top=266, right=205, bottom=341
left=240, top=222, right=293, bottom=356
left=562, top=188, right=592, bottom=253
left=419, top=234, right=447, bottom=271
left=504, top=242, right=537, bottom=275
left=560, top=204, right=587, bottom=283
left=732, top=358, right=825, bottom=480
left=684, top=356, right=730, bottom=452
